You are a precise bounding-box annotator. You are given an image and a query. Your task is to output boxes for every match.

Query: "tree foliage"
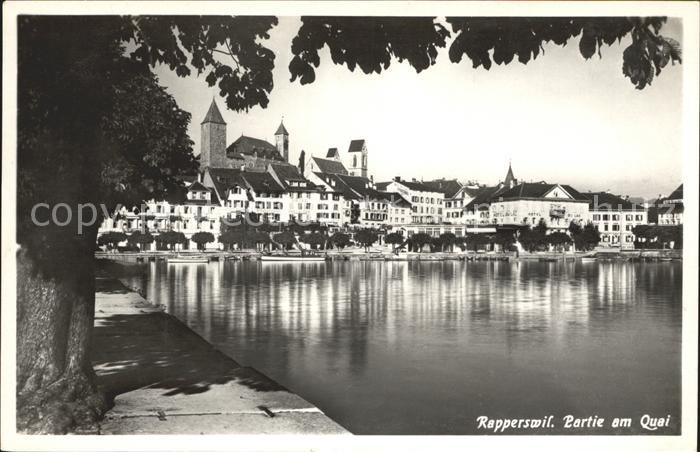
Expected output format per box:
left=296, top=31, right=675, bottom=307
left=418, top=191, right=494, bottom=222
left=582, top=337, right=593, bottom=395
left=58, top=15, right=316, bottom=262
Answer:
left=273, top=231, right=297, bottom=250
left=299, top=232, right=328, bottom=249
left=385, top=231, right=405, bottom=250
left=191, top=231, right=215, bottom=250
left=410, top=232, right=432, bottom=253
left=571, top=221, right=601, bottom=251
left=97, top=231, right=127, bottom=250
left=330, top=232, right=351, bottom=249
left=354, top=228, right=379, bottom=251
left=290, top=17, right=681, bottom=90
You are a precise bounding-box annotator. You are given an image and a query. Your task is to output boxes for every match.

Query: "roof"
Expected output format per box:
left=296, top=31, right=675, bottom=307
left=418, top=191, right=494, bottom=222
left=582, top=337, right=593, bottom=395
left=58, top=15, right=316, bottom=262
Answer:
left=348, top=139, right=365, bottom=153
left=667, top=184, right=683, bottom=201
left=269, top=164, right=320, bottom=192
left=205, top=167, right=245, bottom=200
left=422, top=179, right=464, bottom=198
left=275, top=120, right=289, bottom=136
left=580, top=192, right=642, bottom=211
left=385, top=179, right=443, bottom=194
left=227, top=135, right=284, bottom=161
left=313, top=172, right=381, bottom=201
left=378, top=192, right=412, bottom=208
left=270, top=164, right=305, bottom=182
left=201, top=99, right=226, bottom=125
left=326, top=148, right=339, bottom=159
left=498, top=183, right=589, bottom=201
left=465, top=185, right=508, bottom=211
left=240, top=172, right=285, bottom=194
left=312, top=157, right=348, bottom=175
left=187, top=181, right=209, bottom=192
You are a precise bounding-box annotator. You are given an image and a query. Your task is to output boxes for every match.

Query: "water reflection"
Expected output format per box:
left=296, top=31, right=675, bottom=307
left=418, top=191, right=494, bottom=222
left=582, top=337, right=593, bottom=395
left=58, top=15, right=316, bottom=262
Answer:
left=127, top=260, right=682, bottom=435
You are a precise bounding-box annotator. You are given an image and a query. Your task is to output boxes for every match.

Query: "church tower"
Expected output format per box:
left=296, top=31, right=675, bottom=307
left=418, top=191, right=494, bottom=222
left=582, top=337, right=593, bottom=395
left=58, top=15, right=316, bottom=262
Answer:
left=200, top=99, right=227, bottom=169
left=275, top=120, right=289, bottom=163
left=504, top=162, right=517, bottom=188
left=347, top=139, right=368, bottom=178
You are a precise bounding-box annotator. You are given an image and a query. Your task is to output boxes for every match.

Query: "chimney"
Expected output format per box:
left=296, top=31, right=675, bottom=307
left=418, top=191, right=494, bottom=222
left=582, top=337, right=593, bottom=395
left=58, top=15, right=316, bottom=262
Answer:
left=394, top=176, right=400, bottom=182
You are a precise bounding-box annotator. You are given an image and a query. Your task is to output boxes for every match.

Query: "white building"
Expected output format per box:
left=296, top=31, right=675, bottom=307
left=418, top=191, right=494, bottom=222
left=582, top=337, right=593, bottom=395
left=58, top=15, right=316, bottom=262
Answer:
left=656, top=184, right=683, bottom=225
left=376, top=178, right=444, bottom=224
left=489, top=183, right=590, bottom=231
left=582, top=192, right=647, bottom=248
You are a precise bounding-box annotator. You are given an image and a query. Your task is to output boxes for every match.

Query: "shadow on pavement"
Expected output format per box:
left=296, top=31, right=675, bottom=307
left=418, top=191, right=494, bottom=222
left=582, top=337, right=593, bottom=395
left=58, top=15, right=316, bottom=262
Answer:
left=91, top=292, right=286, bottom=410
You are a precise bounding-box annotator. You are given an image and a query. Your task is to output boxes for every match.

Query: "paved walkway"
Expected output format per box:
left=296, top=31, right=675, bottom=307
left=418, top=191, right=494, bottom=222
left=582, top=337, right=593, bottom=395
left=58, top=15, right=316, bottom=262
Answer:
left=91, top=277, right=349, bottom=435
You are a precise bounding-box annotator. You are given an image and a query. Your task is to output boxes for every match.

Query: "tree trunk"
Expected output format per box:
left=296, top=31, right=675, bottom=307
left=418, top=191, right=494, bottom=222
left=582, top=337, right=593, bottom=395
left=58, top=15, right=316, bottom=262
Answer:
left=16, top=230, right=106, bottom=434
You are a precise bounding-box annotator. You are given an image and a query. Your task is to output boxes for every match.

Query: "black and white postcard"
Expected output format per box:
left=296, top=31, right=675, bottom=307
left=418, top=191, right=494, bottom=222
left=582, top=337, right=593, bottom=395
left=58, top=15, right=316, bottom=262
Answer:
left=2, top=1, right=698, bottom=451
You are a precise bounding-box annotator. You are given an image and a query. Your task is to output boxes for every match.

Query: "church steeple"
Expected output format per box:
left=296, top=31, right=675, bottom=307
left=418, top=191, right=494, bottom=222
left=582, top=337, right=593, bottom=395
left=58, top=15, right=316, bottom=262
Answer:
left=200, top=98, right=227, bottom=169
left=504, top=161, right=516, bottom=188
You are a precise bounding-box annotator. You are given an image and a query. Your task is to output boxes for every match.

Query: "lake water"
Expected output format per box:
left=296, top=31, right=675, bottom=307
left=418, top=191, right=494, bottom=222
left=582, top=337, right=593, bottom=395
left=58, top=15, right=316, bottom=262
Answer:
left=123, top=260, right=682, bottom=434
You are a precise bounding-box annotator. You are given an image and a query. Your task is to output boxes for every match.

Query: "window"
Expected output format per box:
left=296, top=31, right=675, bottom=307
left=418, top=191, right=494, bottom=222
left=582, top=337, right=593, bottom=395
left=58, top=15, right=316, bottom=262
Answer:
left=602, top=214, right=609, bottom=221
left=612, top=224, right=619, bottom=231
left=604, top=224, right=609, bottom=231
left=612, top=214, right=620, bottom=221
left=592, top=214, right=600, bottom=221
left=626, top=214, right=633, bottom=221
left=353, top=155, right=357, bottom=167
left=635, top=215, right=643, bottom=221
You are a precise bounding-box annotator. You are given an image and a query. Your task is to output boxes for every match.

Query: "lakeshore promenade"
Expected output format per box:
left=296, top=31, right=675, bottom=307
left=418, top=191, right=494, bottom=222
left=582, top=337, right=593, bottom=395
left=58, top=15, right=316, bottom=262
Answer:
left=91, top=277, right=349, bottom=435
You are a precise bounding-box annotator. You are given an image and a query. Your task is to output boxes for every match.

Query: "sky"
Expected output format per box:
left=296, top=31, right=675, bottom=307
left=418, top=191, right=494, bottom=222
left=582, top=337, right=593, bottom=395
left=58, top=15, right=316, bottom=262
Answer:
left=155, top=17, right=683, bottom=200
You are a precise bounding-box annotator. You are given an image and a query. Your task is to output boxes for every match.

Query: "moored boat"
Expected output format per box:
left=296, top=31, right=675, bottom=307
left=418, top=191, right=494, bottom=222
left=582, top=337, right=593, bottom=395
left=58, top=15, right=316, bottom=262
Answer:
left=168, top=255, right=209, bottom=263
left=261, top=254, right=326, bottom=262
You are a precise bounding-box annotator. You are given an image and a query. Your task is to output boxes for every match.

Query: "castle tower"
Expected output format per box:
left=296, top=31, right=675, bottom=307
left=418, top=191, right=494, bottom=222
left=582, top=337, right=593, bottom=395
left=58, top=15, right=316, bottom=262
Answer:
left=200, top=99, right=227, bottom=169
left=347, top=139, right=368, bottom=178
left=275, top=120, right=289, bottom=163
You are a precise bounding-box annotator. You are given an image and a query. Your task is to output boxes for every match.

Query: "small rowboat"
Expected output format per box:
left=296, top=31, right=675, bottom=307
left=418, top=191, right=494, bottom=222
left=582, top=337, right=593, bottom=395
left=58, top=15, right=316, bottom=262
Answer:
left=581, top=257, right=597, bottom=263
left=168, top=256, right=209, bottom=264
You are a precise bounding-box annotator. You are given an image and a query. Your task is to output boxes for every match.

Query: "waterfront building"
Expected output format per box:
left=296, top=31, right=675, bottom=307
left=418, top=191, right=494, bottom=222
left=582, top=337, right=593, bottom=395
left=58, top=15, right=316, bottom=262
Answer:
left=376, top=178, right=444, bottom=224
left=422, top=179, right=483, bottom=225
left=97, top=179, right=226, bottom=250
left=489, top=182, right=590, bottom=230
left=269, top=164, right=345, bottom=226
left=311, top=172, right=389, bottom=228
left=656, top=184, right=684, bottom=225
left=581, top=192, right=647, bottom=248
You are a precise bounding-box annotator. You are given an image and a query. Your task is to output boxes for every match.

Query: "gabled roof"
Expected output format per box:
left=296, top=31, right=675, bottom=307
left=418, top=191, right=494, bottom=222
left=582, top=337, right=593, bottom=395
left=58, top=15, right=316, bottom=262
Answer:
left=374, top=182, right=391, bottom=191
left=227, top=135, right=284, bottom=161
left=240, top=172, right=285, bottom=194
left=326, top=148, right=339, bottom=159
left=667, top=184, right=683, bottom=201
left=348, top=139, right=365, bottom=153
left=205, top=167, right=245, bottom=200
left=188, top=181, right=209, bottom=192
left=275, top=120, right=289, bottom=136
left=313, top=172, right=381, bottom=201
left=269, top=164, right=319, bottom=192
left=270, top=163, right=305, bottom=182
left=312, top=157, right=348, bottom=175
left=378, top=192, right=412, bottom=208
left=201, top=99, right=226, bottom=125
left=384, top=179, right=442, bottom=194
left=422, top=179, right=464, bottom=198
left=580, top=192, right=641, bottom=211
left=465, top=185, right=508, bottom=211
left=497, top=183, right=587, bottom=201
